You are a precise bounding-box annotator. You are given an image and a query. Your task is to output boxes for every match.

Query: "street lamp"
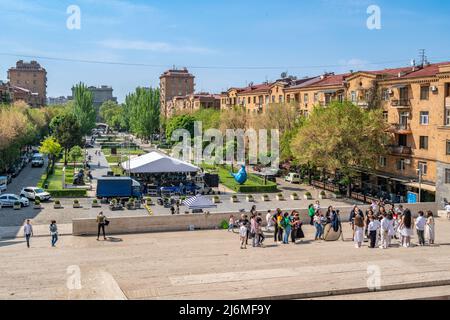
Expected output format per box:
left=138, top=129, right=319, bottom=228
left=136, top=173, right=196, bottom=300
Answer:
left=417, top=167, right=423, bottom=203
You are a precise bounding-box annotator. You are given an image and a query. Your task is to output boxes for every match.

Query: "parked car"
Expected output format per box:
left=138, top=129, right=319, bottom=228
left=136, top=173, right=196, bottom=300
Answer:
left=0, top=173, right=12, bottom=184
left=0, top=194, right=29, bottom=208
left=7, top=165, right=21, bottom=178
left=31, top=154, right=45, bottom=168
left=0, top=176, right=8, bottom=193
left=20, top=187, right=51, bottom=201
left=285, top=172, right=301, bottom=184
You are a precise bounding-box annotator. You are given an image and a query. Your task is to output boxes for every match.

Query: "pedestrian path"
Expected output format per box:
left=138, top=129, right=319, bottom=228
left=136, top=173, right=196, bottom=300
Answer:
left=0, top=223, right=72, bottom=239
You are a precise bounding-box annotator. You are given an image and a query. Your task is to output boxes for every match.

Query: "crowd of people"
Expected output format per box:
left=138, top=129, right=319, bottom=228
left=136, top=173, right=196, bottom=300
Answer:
left=229, top=201, right=438, bottom=250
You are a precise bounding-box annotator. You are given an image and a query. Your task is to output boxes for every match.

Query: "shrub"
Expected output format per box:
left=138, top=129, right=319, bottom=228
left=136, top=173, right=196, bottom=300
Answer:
left=320, top=191, right=326, bottom=196
left=305, top=192, right=312, bottom=197
left=278, top=193, right=283, bottom=197
left=14, top=201, right=21, bottom=207
left=54, top=200, right=61, bottom=205
left=34, top=199, right=41, bottom=205
left=292, top=193, right=298, bottom=197
left=219, top=220, right=229, bottom=230
left=92, top=199, right=98, bottom=204
left=73, top=199, right=79, bottom=204
left=46, top=189, right=87, bottom=198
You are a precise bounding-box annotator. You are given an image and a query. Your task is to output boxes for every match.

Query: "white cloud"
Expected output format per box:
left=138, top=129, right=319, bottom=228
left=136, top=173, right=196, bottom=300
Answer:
left=98, top=39, right=216, bottom=54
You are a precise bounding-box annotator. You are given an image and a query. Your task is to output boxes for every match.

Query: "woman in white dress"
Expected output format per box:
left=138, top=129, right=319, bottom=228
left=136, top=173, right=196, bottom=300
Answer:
left=354, top=214, right=365, bottom=248
left=426, top=211, right=435, bottom=245
left=400, top=209, right=413, bottom=248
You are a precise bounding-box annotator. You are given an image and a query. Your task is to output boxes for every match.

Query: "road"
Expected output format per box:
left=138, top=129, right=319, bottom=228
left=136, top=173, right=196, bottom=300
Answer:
left=4, top=158, right=48, bottom=195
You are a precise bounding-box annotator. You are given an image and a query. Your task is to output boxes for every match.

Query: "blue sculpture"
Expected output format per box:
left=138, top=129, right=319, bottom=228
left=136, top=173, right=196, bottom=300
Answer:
left=230, top=165, right=248, bottom=185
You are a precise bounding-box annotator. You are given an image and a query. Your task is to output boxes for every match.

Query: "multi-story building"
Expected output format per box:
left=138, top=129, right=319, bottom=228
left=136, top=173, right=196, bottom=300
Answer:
left=160, top=68, right=195, bottom=118
left=0, top=80, right=12, bottom=104
left=167, top=93, right=221, bottom=115
left=47, top=96, right=70, bottom=105
left=7, top=60, right=47, bottom=107
left=70, top=85, right=117, bottom=108
left=221, top=61, right=450, bottom=204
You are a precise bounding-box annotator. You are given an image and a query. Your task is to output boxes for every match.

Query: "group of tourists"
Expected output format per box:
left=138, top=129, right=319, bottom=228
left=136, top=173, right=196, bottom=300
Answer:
left=230, top=200, right=438, bottom=250
left=229, top=206, right=306, bottom=249
left=349, top=202, right=435, bottom=249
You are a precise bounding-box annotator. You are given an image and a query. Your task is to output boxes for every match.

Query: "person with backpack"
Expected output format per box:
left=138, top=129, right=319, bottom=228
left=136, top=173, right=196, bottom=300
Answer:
left=49, top=220, right=58, bottom=247
left=272, top=209, right=283, bottom=243
left=96, top=212, right=108, bottom=241
left=308, top=204, right=315, bottom=225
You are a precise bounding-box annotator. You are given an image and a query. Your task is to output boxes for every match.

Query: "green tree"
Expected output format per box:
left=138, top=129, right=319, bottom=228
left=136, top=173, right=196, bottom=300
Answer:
left=126, top=87, right=160, bottom=139
left=72, top=83, right=96, bottom=135
left=68, top=145, right=83, bottom=168
left=290, top=101, right=388, bottom=196
left=165, top=114, right=196, bottom=143
left=39, top=137, right=62, bottom=175
left=52, top=113, right=83, bottom=165
left=99, top=101, right=125, bottom=131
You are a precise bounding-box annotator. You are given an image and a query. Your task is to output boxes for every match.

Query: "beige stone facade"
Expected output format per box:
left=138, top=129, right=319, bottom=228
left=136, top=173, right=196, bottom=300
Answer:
left=7, top=60, right=47, bottom=107
left=166, top=93, right=221, bottom=115
left=160, top=68, right=195, bottom=118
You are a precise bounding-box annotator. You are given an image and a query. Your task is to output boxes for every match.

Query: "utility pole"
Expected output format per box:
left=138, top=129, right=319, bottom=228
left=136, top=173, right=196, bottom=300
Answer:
left=417, top=167, right=423, bottom=203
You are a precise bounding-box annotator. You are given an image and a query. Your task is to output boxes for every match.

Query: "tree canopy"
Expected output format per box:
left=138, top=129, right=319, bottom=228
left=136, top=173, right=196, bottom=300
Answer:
left=72, top=82, right=96, bottom=135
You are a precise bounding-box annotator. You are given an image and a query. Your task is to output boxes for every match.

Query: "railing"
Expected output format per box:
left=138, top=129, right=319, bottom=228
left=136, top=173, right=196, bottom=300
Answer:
left=389, top=123, right=412, bottom=133
left=388, top=145, right=412, bottom=155
left=391, top=99, right=411, bottom=107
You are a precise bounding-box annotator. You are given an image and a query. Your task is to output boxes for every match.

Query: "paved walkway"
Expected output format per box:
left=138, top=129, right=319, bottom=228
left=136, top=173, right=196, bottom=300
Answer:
left=1, top=218, right=450, bottom=300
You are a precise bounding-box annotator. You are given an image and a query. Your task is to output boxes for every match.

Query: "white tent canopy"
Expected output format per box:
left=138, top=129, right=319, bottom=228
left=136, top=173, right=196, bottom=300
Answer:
left=183, top=195, right=217, bottom=210
left=121, top=151, right=200, bottom=174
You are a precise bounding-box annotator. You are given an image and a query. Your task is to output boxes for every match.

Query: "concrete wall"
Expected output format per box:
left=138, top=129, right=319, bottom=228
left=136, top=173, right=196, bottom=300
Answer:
left=436, top=161, right=450, bottom=206
left=72, top=202, right=438, bottom=236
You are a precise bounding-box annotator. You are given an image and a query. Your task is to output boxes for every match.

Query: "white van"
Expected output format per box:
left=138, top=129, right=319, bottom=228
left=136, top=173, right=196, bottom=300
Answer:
left=284, top=173, right=301, bottom=184
left=31, top=154, right=44, bottom=168
left=0, top=176, right=7, bottom=194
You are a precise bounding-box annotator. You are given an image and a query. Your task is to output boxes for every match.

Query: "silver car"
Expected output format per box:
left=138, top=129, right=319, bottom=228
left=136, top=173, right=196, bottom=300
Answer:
left=0, top=194, right=30, bottom=208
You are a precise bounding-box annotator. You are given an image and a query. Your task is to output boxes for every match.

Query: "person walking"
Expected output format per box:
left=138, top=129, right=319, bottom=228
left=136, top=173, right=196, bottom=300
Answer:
left=250, top=214, right=258, bottom=247
left=265, top=210, right=273, bottom=232
left=24, top=220, right=33, bottom=248
left=367, top=215, right=381, bottom=249
left=170, top=205, right=175, bottom=215
left=256, top=216, right=265, bottom=247
left=354, top=214, right=365, bottom=248
left=380, top=213, right=391, bottom=249
left=228, top=215, right=235, bottom=232
left=415, top=211, right=427, bottom=246
left=96, top=212, right=107, bottom=241
left=238, top=214, right=250, bottom=246
left=239, top=222, right=248, bottom=250
left=49, top=220, right=58, bottom=247
left=349, top=205, right=364, bottom=241
left=426, top=211, right=435, bottom=245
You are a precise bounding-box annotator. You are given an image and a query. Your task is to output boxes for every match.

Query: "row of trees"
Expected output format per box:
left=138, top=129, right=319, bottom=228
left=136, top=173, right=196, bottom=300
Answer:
left=0, top=102, right=62, bottom=172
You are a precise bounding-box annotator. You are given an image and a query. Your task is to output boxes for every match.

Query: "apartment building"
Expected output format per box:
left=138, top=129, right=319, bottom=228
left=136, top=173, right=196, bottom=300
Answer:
left=160, top=68, right=195, bottom=118
left=221, top=61, right=450, bottom=203
left=167, top=92, right=221, bottom=115
left=7, top=60, right=47, bottom=107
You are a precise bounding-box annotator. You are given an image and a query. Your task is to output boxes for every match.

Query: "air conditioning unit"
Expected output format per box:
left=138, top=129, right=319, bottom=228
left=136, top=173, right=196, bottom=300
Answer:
left=404, top=159, right=411, bottom=165
left=430, top=86, right=438, bottom=92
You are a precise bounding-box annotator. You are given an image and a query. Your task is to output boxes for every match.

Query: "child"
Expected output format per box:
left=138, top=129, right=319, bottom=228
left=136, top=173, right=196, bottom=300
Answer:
left=426, top=211, right=435, bottom=245
left=228, top=215, right=235, bottom=232
left=239, top=223, right=248, bottom=249
left=415, top=211, right=427, bottom=246
left=354, top=214, right=365, bottom=248
left=380, top=213, right=392, bottom=249
left=367, top=215, right=381, bottom=249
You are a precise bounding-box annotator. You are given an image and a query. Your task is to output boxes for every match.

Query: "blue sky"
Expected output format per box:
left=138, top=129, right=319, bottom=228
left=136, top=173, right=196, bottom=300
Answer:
left=0, top=0, right=449, bottom=102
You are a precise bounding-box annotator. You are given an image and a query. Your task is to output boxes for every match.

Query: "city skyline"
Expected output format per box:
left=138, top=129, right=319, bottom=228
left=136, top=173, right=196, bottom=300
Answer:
left=0, top=0, right=450, bottom=102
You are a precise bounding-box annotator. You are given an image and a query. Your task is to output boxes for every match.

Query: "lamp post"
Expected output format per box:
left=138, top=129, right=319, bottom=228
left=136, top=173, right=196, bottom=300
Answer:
left=417, top=167, right=423, bottom=203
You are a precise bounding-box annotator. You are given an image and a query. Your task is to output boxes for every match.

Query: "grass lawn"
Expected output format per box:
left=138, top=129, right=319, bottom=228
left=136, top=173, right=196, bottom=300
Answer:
left=38, top=165, right=79, bottom=189
left=201, top=163, right=278, bottom=193
left=57, top=155, right=85, bottom=164
left=105, top=155, right=129, bottom=164
left=103, top=147, right=145, bottom=164
left=111, top=165, right=125, bottom=176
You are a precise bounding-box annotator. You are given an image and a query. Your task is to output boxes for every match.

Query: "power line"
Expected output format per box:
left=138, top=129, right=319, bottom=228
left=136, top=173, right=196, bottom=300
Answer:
left=0, top=52, right=448, bottom=71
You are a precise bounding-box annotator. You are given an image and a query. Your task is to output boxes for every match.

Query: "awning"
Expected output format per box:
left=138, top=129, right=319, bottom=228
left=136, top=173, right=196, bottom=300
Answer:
left=391, top=84, right=408, bottom=89
left=405, top=182, right=436, bottom=193
left=121, top=151, right=200, bottom=174
left=183, top=195, right=217, bottom=210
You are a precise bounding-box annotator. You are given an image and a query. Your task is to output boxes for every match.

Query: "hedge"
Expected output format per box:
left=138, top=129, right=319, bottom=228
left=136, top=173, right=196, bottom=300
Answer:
left=235, top=184, right=278, bottom=193
left=46, top=189, right=87, bottom=198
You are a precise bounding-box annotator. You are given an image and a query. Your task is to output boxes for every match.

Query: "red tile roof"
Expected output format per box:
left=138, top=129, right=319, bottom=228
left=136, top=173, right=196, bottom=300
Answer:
left=238, top=82, right=273, bottom=94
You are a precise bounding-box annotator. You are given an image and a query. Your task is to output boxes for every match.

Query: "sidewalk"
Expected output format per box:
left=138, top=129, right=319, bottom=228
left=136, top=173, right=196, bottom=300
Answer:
left=0, top=223, right=72, bottom=239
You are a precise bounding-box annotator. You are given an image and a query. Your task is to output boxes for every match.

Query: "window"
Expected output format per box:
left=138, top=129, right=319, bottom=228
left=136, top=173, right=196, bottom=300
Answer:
left=420, top=111, right=429, bottom=125
left=419, top=136, right=429, bottom=150
left=338, top=94, right=343, bottom=102
left=382, top=89, right=390, bottom=101
left=271, top=96, right=275, bottom=103
left=379, top=156, right=387, bottom=168
left=446, top=169, right=450, bottom=184
left=351, top=91, right=357, bottom=102
left=314, top=93, right=318, bottom=103
left=446, top=109, right=450, bottom=126
left=248, top=97, right=251, bottom=104
left=365, top=92, right=370, bottom=102
left=279, top=95, right=283, bottom=103
left=397, top=159, right=405, bottom=171
left=418, top=161, right=428, bottom=175
left=446, top=140, right=450, bottom=155
left=253, top=97, right=256, bottom=104
left=382, top=111, right=389, bottom=122
left=304, top=94, right=309, bottom=104
left=420, top=86, right=430, bottom=100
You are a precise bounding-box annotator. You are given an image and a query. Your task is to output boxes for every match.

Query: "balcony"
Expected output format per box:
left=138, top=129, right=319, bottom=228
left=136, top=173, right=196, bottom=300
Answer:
left=387, top=123, right=412, bottom=134
left=391, top=99, right=411, bottom=108
left=446, top=97, right=450, bottom=108
left=388, top=145, right=412, bottom=155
